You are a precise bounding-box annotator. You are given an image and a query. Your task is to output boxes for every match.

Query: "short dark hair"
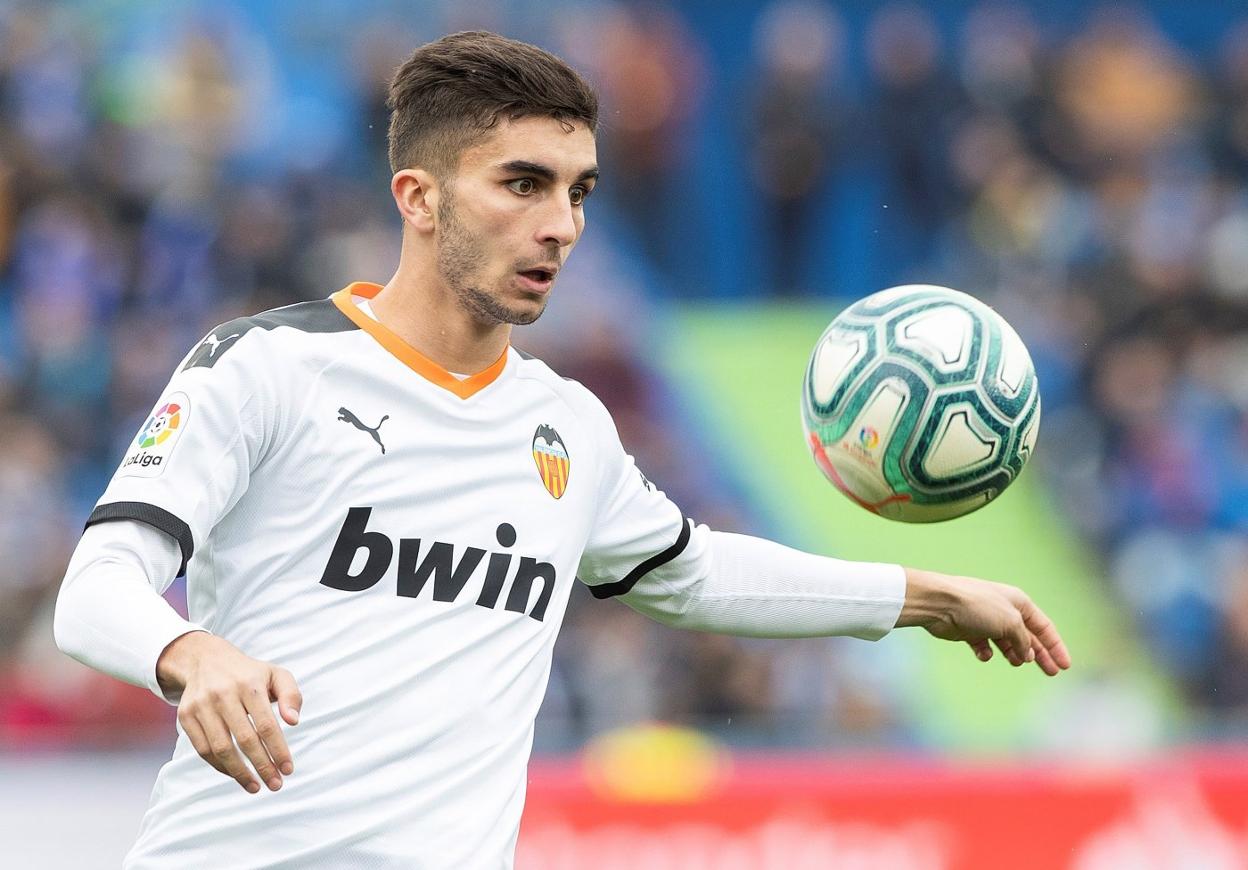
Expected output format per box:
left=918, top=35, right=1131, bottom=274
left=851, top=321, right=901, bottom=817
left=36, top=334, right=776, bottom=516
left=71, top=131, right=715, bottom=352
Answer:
left=386, top=31, right=599, bottom=176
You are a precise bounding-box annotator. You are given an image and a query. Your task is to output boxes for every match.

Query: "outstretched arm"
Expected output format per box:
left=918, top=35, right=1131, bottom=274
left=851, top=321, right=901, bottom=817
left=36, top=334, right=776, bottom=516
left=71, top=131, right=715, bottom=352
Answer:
left=602, top=525, right=1070, bottom=677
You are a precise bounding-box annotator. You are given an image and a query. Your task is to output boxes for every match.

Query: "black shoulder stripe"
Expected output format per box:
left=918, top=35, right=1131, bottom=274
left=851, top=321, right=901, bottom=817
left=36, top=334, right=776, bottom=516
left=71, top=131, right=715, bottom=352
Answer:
left=589, top=518, right=692, bottom=600
left=183, top=298, right=357, bottom=370
left=86, top=502, right=195, bottom=577
left=511, top=346, right=578, bottom=381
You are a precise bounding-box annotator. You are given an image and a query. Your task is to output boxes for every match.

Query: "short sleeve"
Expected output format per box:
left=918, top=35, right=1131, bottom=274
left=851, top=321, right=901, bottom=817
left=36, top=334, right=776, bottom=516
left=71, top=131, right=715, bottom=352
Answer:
left=86, top=328, right=275, bottom=575
left=577, top=399, right=690, bottom=599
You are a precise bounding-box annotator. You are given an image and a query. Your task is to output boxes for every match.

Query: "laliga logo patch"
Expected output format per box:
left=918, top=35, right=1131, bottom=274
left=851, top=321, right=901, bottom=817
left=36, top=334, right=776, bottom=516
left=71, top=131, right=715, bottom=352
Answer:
left=138, top=401, right=183, bottom=448
left=120, top=392, right=189, bottom=478
left=532, top=424, right=570, bottom=499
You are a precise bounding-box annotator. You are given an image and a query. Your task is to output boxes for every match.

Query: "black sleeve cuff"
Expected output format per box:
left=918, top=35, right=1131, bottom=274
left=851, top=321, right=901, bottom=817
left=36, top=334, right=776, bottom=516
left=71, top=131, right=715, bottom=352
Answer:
left=588, top=518, right=692, bottom=600
left=85, top=502, right=195, bottom=577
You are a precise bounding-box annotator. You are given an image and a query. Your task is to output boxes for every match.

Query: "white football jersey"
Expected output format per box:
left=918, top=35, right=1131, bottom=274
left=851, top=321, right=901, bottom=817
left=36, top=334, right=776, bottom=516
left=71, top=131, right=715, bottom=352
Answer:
left=91, top=283, right=698, bottom=869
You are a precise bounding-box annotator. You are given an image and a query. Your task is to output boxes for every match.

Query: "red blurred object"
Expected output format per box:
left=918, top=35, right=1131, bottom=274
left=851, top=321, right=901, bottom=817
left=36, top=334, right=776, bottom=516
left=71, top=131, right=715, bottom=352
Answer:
left=518, top=753, right=1248, bottom=869
left=0, top=666, right=173, bottom=750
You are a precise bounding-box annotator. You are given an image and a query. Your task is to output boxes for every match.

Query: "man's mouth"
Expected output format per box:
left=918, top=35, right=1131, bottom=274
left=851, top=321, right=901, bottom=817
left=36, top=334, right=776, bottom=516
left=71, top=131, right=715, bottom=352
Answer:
left=517, top=266, right=558, bottom=293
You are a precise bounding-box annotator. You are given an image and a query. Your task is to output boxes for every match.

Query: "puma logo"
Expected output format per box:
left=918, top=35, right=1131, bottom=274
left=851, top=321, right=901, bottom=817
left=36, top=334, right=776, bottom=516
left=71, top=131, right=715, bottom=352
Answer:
left=338, top=407, right=389, bottom=454
left=204, top=332, right=240, bottom=356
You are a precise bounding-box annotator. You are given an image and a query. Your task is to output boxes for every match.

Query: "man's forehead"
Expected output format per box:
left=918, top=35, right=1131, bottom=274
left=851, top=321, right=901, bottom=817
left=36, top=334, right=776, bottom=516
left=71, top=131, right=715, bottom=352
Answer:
left=462, top=116, right=597, bottom=175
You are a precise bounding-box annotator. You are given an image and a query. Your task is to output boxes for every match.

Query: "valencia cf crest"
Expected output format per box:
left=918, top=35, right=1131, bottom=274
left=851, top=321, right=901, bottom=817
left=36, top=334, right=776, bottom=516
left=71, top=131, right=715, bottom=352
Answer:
left=532, top=424, right=570, bottom=499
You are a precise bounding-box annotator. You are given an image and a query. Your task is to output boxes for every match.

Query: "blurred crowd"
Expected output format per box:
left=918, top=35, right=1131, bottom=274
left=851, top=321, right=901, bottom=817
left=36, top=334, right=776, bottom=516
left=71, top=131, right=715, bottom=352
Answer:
left=1, top=0, right=1246, bottom=751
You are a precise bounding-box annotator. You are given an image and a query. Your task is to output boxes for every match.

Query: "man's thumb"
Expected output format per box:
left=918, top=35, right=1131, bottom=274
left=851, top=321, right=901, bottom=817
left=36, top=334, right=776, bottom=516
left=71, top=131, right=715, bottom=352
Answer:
left=270, top=668, right=303, bottom=725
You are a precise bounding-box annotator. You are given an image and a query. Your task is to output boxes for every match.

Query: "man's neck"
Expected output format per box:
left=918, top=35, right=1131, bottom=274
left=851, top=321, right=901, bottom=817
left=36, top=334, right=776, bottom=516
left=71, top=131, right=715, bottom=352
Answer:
left=369, top=270, right=511, bottom=375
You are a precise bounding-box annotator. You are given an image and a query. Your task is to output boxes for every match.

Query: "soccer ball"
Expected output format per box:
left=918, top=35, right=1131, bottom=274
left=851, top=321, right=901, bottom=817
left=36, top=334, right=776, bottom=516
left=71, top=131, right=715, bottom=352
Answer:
left=801, top=284, right=1040, bottom=522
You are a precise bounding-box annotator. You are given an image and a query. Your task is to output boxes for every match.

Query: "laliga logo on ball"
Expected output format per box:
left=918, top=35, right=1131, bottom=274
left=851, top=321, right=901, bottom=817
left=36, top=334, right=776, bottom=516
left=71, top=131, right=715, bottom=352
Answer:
left=802, top=285, right=1040, bottom=523
left=857, top=426, right=880, bottom=451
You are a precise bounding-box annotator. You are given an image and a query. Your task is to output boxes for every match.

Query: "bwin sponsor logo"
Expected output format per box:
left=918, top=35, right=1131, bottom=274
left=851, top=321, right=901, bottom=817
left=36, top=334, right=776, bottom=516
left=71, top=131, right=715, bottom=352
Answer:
left=122, top=452, right=164, bottom=469
left=319, top=507, right=557, bottom=621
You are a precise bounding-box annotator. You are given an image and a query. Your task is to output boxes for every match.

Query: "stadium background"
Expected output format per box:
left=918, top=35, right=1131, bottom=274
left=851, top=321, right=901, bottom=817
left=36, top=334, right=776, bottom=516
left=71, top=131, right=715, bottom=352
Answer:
left=1, top=0, right=1247, bottom=866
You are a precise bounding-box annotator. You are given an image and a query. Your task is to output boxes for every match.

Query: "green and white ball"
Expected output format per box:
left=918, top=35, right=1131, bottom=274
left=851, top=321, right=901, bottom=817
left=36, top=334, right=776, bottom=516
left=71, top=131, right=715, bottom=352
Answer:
left=802, top=284, right=1040, bottom=522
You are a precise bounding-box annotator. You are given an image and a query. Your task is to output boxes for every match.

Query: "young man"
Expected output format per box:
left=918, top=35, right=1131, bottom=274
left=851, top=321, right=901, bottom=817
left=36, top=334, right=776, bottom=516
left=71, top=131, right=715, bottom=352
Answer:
left=55, top=31, right=1069, bottom=869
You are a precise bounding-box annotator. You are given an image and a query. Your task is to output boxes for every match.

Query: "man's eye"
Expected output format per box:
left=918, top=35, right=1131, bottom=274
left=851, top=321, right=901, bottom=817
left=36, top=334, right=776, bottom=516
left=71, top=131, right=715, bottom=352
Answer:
left=570, top=186, right=587, bottom=206
left=507, top=178, right=535, bottom=195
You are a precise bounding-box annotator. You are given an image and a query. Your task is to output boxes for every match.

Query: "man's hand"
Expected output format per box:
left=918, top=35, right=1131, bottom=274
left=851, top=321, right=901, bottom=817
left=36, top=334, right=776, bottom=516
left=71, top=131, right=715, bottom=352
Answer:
left=156, top=631, right=303, bottom=794
left=896, top=569, right=1072, bottom=676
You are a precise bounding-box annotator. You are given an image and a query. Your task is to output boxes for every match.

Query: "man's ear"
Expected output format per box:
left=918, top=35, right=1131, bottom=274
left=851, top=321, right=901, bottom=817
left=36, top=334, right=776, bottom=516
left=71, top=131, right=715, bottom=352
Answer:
left=391, top=168, right=439, bottom=233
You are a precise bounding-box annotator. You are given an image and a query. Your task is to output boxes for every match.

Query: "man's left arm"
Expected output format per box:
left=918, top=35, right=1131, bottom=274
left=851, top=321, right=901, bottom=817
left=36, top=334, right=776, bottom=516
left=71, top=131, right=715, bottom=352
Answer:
left=599, top=522, right=1069, bottom=675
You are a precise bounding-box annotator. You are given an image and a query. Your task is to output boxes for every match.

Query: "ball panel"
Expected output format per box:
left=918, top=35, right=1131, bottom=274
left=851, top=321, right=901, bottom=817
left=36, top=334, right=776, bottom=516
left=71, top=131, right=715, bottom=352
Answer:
left=905, top=389, right=1015, bottom=493
left=884, top=301, right=986, bottom=385
left=919, top=406, right=1000, bottom=480
left=823, top=443, right=899, bottom=508
left=995, top=320, right=1031, bottom=396
left=895, top=304, right=975, bottom=372
left=811, top=330, right=867, bottom=406
left=805, top=320, right=877, bottom=417
left=1021, top=402, right=1040, bottom=458
left=980, top=314, right=1038, bottom=420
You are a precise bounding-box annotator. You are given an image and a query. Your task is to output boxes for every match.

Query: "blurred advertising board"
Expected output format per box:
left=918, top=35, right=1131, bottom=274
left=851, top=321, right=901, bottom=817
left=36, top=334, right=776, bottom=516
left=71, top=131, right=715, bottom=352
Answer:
left=517, top=730, right=1248, bottom=870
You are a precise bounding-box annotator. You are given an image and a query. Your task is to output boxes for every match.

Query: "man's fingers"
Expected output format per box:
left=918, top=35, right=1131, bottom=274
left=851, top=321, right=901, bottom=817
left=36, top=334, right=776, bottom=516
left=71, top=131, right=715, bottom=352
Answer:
left=225, top=701, right=282, bottom=791
left=1031, top=637, right=1061, bottom=676
left=196, top=712, right=261, bottom=793
left=179, top=715, right=243, bottom=789
left=1005, top=612, right=1035, bottom=665
left=270, top=668, right=303, bottom=729
left=968, top=640, right=992, bottom=662
left=1022, top=604, right=1072, bottom=671
left=992, top=637, right=1029, bottom=667
left=244, top=687, right=294, bottom=780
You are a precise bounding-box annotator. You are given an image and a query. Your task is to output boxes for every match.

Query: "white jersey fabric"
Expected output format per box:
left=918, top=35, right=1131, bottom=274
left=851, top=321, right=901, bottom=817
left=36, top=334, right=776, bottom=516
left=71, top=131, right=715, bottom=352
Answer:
left=63, top=282, right=904, bottom=869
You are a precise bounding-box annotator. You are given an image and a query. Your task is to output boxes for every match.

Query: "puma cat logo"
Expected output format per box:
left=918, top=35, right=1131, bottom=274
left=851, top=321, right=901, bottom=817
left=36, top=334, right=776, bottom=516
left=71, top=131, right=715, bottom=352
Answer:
left=338, top=407, right=389, bottom=454
left=203, top=332, right=240, bottom=356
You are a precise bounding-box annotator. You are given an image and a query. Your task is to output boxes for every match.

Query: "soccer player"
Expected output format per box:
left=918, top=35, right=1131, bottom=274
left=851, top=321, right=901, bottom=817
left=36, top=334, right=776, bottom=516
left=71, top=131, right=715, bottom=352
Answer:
left=54, top=31, right=1070, bottom=869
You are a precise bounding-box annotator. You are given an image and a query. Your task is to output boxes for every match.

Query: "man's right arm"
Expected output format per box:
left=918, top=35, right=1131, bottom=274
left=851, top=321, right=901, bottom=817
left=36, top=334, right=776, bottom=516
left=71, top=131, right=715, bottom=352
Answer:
left=54, top=520, right=205, bottom=702
left=54, top=520, right=302, bottom=794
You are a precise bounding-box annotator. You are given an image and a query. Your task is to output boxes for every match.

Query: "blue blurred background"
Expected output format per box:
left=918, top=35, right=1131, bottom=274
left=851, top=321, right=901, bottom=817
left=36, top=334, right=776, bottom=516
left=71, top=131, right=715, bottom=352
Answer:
left=2, top=0, right=1248, bottom=863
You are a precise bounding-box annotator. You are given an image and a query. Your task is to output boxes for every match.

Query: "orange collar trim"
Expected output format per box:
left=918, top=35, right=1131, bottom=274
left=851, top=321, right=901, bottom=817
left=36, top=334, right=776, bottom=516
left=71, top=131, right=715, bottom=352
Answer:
left=331, top=282, right=509, bottom=400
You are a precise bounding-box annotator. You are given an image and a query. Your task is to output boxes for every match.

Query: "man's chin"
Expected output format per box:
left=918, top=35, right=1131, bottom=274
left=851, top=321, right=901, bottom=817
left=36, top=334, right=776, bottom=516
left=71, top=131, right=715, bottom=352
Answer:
left=458, top=285, right=548, bottom=326
left=505, top=298, right=548, bottom=326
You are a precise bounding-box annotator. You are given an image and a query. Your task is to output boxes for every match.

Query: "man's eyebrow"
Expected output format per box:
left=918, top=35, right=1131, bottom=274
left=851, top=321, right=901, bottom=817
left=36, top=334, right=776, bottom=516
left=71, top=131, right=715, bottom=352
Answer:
left=498, top=160, right=556, bottom=181
left=498, top=160, right=599, bottom=184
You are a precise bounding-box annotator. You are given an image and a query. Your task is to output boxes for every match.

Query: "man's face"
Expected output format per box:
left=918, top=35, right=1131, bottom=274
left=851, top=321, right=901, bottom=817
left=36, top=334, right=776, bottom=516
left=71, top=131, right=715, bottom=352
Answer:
left=435, top=116, right=598, bottom=326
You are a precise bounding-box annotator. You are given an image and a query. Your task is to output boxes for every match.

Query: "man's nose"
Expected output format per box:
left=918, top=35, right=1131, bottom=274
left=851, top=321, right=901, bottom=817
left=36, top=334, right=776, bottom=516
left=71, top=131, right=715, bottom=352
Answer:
left=537, top=197, right=578, bottom=248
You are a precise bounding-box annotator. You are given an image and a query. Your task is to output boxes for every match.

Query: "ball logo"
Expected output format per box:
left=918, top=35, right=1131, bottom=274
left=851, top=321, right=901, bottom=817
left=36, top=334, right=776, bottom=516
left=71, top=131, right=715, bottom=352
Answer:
left=137, top=402, right=182, bottom=449
left=532, top=424, right=570, bottom=499
left=858, top=426, right=880, bottom=451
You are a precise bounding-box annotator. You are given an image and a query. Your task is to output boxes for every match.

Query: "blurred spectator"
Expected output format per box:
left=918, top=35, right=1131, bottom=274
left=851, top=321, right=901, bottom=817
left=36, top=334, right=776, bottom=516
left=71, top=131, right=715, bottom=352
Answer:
left=1051, top=6, right=1202, bottom=174
left=557, top=1, right=705, bottom=275
left=1210, top=20, right=1248, bottom=181
left=746, top=0, right=846, bottom=296
left=866, top=3, right=967, bottom=263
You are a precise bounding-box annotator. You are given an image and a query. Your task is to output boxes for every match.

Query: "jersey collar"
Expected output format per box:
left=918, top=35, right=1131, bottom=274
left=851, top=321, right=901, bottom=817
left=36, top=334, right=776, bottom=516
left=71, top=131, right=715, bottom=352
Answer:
left=331, top=282, right=509, bottom=400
